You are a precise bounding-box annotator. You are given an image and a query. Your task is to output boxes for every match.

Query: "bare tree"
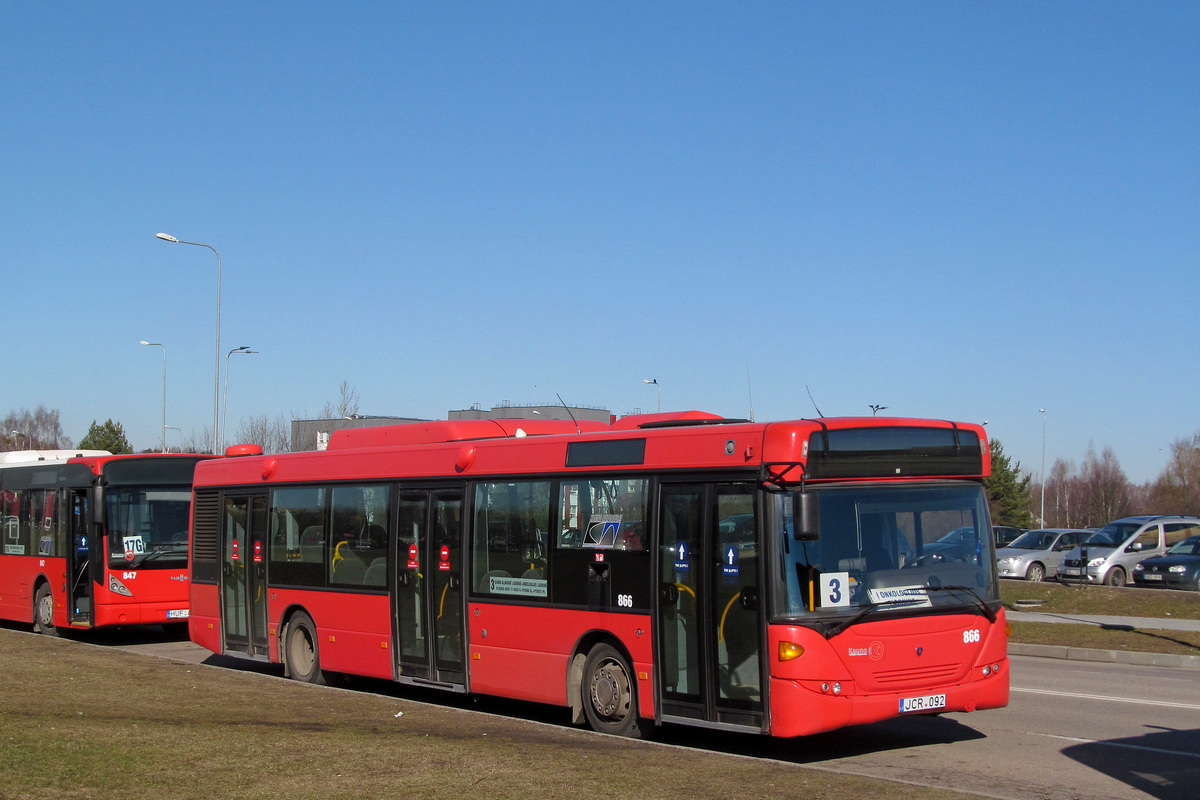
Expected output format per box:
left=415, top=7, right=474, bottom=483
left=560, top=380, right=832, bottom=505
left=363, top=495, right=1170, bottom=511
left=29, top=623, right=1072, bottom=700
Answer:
left=1150, top=432, right=1200, bottom=516
left=2, top=406, right=73, bottom=450
left=177, top=427, right=214, bottom=455
left=1080, top=443, right=1131, bottom=526
left=321, top=380, right=361, bottom=420
left=234, top=413, right=291, bottom=454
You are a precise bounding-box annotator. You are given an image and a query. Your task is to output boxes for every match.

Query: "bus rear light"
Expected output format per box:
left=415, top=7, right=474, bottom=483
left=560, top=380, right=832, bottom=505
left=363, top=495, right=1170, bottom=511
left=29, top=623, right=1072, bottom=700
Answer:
left=778, top=641, right=805, bottom=661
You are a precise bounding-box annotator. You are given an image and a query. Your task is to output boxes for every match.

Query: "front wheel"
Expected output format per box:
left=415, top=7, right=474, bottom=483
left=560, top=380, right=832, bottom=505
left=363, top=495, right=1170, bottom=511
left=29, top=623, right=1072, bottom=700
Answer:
left=1025, top=563, right=1045, bottom=583
left=33, top=584, right=59, bottom=636
left=1105, top=567, right=1126, bottom=587
left=285, top=612, right=327, bottom=685
left=581, top=643, right=651, bottom=738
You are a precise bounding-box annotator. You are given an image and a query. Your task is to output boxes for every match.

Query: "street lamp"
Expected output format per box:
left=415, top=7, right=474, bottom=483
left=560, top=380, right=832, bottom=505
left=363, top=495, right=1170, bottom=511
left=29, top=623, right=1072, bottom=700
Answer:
left=221, top=346, right=258, bottom=450
left=1039, top=409, right=1047, bottom=527
left=11, top=430, right=29, bottom=450
left=156, top=232, right=222, bottom=454
left=869, top=404, right=888, bottom=416
left=140, top=340, right=167, bottom=452
left=642, top=379, right=661, bottom=413
left=164, top=426, right=182, bottom=453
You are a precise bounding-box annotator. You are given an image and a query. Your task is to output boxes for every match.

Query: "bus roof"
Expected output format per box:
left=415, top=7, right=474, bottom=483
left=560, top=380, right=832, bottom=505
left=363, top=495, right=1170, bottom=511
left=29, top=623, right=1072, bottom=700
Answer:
left=0, top=449, right=110, bottom=465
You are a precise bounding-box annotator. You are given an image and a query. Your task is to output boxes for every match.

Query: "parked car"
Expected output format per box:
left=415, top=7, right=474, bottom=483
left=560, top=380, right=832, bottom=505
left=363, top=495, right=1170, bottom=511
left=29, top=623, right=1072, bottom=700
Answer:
left=1132, top=535, right=1200, bottom=591
left=996, top=528, right=1090, bottom=582
left=1057, top=515, right=1200, bottom=587
left=992, top=526, right=1026, bottom=548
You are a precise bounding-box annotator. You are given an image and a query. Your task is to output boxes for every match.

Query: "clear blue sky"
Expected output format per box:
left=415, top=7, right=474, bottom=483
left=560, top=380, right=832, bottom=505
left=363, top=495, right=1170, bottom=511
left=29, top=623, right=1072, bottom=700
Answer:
left=3, top=2, right=1197, bottom=483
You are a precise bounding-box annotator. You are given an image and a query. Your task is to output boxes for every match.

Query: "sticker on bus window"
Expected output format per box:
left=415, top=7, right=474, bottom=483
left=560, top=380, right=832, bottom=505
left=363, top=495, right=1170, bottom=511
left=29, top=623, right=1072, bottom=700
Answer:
left=721, top=545, right=740, bottom=580
left=673, top=541, right=689, bottom=571
left=488, top=576, right=548, bottom=598
left=819, top=572, right=852, bottom=608
left=123, top=536, right=146, bottom=557
left=866, top=585, right=932, bottom=608
left=583, top=514, right=622, bottom=548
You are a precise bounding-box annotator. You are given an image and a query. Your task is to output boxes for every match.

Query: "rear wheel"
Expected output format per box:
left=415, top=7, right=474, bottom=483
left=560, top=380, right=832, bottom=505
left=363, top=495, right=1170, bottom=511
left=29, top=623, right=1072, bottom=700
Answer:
left=33, top=584, right=59, bottom=636
left=1105, top=567, right=1126, bottom=587
left=581, top=643, right=651, bottom=738
left=285, top=612, right=327, bottom=685
left=1025, top=563, right=1045, bottom=583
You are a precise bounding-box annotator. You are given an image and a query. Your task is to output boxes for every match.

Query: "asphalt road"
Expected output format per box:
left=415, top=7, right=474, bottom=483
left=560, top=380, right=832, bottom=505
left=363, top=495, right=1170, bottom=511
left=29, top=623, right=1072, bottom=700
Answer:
left=110, top=630, right=1200, bottom=800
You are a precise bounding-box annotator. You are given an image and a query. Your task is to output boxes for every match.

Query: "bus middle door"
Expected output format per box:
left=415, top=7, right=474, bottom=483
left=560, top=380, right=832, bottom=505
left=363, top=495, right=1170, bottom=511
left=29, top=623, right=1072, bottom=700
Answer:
left=394, top=489, right=465, bottom=688
left=658, top=482, right=763, bottom=730
left=220, top=493, right=269, bottom=658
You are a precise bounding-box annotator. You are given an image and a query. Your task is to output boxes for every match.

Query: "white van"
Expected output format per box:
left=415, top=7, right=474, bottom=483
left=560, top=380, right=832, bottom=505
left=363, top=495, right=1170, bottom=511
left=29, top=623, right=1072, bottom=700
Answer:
left=1057, top=515, right=1200, bottom=587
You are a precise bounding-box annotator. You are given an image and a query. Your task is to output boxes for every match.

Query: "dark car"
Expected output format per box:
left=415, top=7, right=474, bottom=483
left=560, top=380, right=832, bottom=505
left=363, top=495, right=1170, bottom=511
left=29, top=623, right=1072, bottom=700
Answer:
left=993, top=526, right=1026, bottom=548
left=1132, top=534, right=1200, bottom=591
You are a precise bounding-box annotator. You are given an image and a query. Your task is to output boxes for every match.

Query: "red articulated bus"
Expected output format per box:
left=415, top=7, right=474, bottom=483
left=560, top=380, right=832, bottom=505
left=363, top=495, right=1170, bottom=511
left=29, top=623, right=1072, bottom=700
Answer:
left=0, top=450, right=212, bottom=634
left=189, top=413, right=1008, bottom=737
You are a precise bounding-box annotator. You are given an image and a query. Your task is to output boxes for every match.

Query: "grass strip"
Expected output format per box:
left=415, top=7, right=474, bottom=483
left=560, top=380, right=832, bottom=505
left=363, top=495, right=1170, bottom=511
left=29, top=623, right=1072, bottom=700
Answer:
left=1009, top=621, right=1200, bottom=657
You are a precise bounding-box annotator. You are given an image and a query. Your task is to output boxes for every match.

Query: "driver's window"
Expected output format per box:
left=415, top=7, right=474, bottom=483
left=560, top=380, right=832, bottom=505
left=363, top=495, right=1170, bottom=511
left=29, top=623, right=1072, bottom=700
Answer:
left=1131, top=525, right=1159, bottom=550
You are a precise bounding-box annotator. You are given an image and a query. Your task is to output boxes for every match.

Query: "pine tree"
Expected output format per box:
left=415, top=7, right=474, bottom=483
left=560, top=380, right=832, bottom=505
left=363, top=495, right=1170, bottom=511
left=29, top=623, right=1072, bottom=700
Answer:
left=985, top=439, right=1033, bottom=528
left=79, top=419, right=134, bottom=454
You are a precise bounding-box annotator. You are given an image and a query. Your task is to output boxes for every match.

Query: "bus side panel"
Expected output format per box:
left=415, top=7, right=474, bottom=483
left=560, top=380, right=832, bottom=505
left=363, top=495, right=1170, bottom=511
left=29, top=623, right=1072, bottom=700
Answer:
left=92, top=568, right=191, bottom=627
left=468, top=604, right=654, bottom=709
left=0, top=558, right=66, bottom=625
left=271, top=588, right=393, bottom=681
left=189, top=583, right=223, bottom=654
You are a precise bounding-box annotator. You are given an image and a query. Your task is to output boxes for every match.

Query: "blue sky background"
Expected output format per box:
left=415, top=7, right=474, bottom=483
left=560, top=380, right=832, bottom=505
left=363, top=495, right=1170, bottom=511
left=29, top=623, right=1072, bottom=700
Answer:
left=2, top=2, right=1197, bottom=483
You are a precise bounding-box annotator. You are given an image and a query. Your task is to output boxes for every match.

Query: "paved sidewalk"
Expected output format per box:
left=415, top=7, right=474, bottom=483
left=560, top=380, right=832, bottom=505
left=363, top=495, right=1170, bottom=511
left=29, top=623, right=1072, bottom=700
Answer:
left=1007, top=609, right=1200, bottom=669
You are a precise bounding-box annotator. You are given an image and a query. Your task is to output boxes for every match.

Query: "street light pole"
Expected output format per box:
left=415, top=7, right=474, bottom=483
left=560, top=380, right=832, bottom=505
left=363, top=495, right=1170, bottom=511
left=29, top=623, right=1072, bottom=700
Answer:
left=642, top=378, right=661, bottom=412
left=140, top=341, right=167, bottom=452
left=1039, top=408, right=1047, bottom=526
left=221, top=346, right=257, bottom=450
left=156, top=232, right=222, bottom=454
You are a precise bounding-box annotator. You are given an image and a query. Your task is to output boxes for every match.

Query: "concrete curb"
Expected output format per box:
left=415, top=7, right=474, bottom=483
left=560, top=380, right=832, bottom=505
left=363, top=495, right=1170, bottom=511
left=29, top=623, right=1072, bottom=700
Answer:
left=1009, top=642, right=1200, bottom=670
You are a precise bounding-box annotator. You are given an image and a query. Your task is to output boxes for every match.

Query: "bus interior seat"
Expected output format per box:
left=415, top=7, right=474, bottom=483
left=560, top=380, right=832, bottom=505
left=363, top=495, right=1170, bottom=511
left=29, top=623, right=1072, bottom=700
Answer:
left=521, top=567, right=544, bottom=580
left=334, top=556, right=366, bottom=585
left=364, top=557, right=387, bottom=586
left=479, top=569, right=510, bottom=592
left=300, top=526, right=323, bottom=562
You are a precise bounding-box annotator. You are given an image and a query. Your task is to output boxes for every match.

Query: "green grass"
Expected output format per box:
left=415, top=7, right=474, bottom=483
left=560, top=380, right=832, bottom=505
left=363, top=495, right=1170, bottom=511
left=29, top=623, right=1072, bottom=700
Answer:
left=0, top=629, right=977, bottom=800
left=1001, top=579, right=1200, bottom=656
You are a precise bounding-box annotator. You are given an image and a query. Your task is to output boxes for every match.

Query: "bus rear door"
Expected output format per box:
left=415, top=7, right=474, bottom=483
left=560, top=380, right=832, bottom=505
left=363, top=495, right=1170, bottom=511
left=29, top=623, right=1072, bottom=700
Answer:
left=394, top=489, right=465, bottom=689
left=220, top=492, right=269, bottom=658
left=658, top=482, right=763, bottom=730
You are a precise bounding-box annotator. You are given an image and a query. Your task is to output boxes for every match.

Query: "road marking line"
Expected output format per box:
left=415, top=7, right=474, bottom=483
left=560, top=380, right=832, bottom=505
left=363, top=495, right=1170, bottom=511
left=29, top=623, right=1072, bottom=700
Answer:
left=1013, top=686, right=1200, bottom=711
left=1033, top=732, right=1200, bottom=760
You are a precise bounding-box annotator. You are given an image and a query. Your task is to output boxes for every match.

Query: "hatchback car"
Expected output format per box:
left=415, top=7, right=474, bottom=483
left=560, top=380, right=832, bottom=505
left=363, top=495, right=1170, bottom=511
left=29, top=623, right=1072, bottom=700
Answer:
left=996, top=528, right=1089, bottom=582
left=1132, top=535, right=1200, bottom=591
left=1058, top=515, right=1200, bottom=587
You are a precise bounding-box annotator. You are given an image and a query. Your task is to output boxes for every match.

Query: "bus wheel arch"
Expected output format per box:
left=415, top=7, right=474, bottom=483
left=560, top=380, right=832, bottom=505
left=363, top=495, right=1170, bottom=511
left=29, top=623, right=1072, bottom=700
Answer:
left=32, top=580, right=59, bottom=637
left=281, top=607, right=327, bottom=685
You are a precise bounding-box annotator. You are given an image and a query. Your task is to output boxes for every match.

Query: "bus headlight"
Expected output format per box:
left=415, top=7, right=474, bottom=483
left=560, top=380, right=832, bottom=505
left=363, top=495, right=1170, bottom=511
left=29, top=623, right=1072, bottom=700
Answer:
left=108, top=575, right=133, bottom=597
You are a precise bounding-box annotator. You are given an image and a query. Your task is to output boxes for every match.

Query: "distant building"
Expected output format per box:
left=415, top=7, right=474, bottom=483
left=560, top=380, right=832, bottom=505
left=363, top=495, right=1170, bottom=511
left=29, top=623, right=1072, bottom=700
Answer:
left=291, top=403, right=611, bottom=451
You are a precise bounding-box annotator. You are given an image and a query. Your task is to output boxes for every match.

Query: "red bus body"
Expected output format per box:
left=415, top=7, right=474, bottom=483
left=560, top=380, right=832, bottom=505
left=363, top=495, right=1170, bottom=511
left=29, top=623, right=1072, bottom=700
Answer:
left=0, top=451, right=211, bottom=633
left=190, top=415, right=1008, bottom=737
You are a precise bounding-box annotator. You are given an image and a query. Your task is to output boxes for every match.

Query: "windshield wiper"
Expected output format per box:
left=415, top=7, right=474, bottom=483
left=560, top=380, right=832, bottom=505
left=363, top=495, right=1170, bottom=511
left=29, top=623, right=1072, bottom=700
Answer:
left=923, top=584, right=997, bottom=623
left=823, top=595, right=927, bottom=639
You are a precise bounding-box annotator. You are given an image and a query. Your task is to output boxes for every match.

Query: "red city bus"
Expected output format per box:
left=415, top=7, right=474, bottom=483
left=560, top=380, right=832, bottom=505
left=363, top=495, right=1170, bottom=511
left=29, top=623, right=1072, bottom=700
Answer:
left=189, top=413, right=1008, bottom=737
left=0, top=450, right=212, bottom=634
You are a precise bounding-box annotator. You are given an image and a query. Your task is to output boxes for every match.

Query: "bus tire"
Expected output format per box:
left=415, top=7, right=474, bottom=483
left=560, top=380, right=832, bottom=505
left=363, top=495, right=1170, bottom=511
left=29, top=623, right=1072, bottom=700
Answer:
left=33, top=583, right=59, bottom=637
left=581, top=643, right=651, bottom=738
left=285, top=612, right=327, bottom=685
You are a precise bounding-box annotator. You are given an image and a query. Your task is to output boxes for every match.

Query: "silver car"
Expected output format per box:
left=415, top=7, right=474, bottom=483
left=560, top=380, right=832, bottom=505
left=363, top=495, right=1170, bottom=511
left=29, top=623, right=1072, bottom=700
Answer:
left=996, top=528, right=1090, bottom=582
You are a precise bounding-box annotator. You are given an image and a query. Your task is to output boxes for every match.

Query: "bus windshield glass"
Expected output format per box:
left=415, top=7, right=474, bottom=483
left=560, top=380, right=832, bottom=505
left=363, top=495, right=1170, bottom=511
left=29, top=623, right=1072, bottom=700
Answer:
left=106, top=487, right=192, bottom=569
left=776, top=482, right=998, bottom=621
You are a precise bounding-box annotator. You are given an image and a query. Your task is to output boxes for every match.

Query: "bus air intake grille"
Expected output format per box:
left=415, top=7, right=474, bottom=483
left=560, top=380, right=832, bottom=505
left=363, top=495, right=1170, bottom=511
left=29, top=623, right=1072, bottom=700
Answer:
left=871, top=663, right=961, bottom=690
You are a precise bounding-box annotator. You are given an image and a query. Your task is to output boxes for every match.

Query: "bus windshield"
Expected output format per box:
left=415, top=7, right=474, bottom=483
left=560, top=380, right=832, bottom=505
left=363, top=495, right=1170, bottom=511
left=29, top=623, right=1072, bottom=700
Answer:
left=106, top=487, right=192, bottom=569
left=776, top=482, right=998, bottom=622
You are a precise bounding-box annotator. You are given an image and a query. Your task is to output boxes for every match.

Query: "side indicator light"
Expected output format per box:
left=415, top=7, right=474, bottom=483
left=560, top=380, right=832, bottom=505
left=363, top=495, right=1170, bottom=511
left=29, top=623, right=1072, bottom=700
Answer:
left=1005, top=621, right=1012, bottom=637
left=778, top=641, right=804, bottom=661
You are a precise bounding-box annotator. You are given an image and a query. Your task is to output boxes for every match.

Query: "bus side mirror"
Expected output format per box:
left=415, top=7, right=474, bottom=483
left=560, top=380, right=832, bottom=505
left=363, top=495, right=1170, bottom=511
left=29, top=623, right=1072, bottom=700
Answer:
left=794, top=492, right=819, bottom=541
left=92, top=486, right=105, bottom=526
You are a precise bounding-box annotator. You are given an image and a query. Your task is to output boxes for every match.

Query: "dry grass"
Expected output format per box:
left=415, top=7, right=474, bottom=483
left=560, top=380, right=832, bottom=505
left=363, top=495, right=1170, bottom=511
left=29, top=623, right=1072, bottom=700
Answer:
left=0, top=629, right=976, bottom=800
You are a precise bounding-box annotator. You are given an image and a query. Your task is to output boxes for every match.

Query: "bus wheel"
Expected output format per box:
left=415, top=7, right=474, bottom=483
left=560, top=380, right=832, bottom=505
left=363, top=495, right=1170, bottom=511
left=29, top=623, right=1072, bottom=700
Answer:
left=33, top=584, right=59, bottom=637
left=582, top=643, right=650, bottom=738
left=285, top=612, right=327, bottom=685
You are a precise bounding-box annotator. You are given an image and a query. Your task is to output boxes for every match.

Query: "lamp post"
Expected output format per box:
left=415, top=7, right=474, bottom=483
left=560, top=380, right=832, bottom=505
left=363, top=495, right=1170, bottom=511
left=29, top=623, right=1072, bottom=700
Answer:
left=869, top=404, right=888, bottom=416
left=11, top=430, right=29, bottom=450
left=221, top=346, right=258, bottom=450
left=140, top=340, right=167, bottom=452
left=164, top=426, right=182, bottom=453
left=642, top=378, right=661, bottom=413
left=156, top=232, right=222, bottom=454
left=1039, top=408, right=1047, bottom=526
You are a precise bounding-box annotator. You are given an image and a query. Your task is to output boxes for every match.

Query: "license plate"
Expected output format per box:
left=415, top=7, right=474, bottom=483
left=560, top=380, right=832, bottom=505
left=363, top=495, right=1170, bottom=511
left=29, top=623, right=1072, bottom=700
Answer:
left=1062, top=568, right=1080, bottom=576
left=1141, top=574, right=1163, bottom=581
left=167, top=609, right=190, bottom=619
left=900, top=693, right=946, bottom=713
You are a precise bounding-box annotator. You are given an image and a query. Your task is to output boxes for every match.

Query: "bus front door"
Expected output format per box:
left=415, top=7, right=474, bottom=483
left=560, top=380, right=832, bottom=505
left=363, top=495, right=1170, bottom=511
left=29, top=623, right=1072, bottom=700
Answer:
left=394, top=490, right=465, bottom=688
left=67, top=490, right=93, bottom=625
left=220, top=493, right=269, bottom=658
left=658, top=483, right=763, bottom=730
